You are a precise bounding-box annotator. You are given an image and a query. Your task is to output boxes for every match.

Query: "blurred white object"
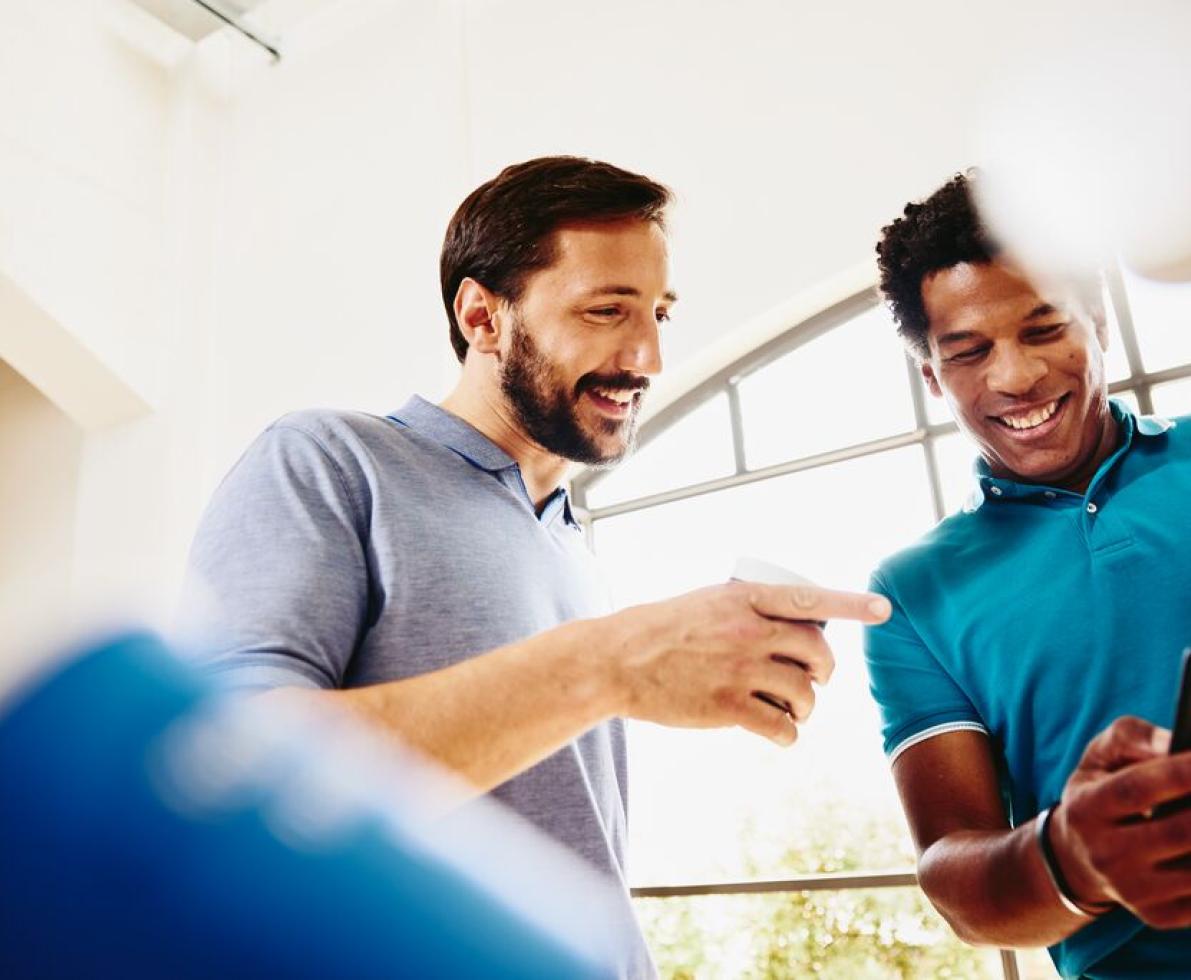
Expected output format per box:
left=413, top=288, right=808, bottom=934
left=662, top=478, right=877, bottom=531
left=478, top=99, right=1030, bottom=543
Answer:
left=975, top=1, right=1191, bottom=283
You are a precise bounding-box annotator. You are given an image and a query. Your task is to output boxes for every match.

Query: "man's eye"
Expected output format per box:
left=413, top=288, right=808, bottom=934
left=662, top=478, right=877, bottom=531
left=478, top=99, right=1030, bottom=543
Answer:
left=1028, top=323, right=1066, bottom=340
left=588, top=307, right=619, bottom=318
left=946, top=347, right=987, bottom=364
left=656, top=309, right=671, bottom=324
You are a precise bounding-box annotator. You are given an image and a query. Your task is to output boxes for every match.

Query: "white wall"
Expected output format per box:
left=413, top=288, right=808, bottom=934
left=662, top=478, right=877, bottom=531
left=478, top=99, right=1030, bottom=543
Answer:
left=460, top=0, right=1172, bottom=367
left=4, top=0, right=1184, bottom=665
left=0, top=360, right=84, bottom=682
left=0, top=0, right=469, bottom=659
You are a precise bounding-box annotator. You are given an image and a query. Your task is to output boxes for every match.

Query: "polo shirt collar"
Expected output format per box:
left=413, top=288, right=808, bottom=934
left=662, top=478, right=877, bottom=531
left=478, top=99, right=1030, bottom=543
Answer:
left=965, top=398, right=1174, bottom=511
left=388, top=395, right=580, bottom=528
left=389, top=395, right=516, bottom=472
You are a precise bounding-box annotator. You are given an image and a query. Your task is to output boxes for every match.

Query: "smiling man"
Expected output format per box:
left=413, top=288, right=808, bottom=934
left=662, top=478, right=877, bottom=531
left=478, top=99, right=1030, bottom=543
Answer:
left=865, top=173, right=1191, bottom=978
left=182, top=157, right=889, bottom=978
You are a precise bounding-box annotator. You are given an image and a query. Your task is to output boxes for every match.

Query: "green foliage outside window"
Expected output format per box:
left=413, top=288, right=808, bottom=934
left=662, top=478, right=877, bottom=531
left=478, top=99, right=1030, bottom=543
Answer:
left=634, top=801, right=1017, bottom=979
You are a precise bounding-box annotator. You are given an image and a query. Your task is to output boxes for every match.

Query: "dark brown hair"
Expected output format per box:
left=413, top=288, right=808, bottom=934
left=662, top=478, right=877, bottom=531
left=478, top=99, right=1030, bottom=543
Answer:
left=440, top=156, right=672, bottom=362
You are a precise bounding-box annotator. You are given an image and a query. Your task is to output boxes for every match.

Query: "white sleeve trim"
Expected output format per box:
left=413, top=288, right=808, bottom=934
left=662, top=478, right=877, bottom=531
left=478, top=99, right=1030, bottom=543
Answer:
left=889, top=720, right=989, bottom=765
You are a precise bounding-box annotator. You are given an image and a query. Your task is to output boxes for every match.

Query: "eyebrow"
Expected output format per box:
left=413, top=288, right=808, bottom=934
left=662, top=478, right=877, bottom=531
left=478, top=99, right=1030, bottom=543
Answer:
left=935, top=329, right=979, bottom=347
left=586, top=285, right=679, bottom=304
left=1024, top=303, right=1058, bottom=320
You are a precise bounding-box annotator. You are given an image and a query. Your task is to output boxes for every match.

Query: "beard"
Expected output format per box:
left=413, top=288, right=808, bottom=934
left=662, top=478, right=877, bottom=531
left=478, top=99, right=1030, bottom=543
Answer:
left=499, top=312, right=645, bottom=466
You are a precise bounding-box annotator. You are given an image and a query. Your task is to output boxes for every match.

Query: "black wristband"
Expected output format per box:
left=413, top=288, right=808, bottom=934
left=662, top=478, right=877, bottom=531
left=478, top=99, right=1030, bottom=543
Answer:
left=1035, top=805, right=1113, bottom=919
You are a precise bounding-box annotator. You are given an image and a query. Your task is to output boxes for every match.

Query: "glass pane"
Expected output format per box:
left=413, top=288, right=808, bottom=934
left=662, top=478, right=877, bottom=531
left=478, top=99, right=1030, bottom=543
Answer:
left=930, top=432, right=978, bottom=517
left=584, top=392, right=736, bottom=508
left=635, top=890, right=1004, bottom=979
left=737, top=304, right=916, bottom=468
left=593, top=447, right=936, bottom=882
left=1151, top=377, right=1191, bottom=417
left=1121, top=267, right=1191, bottom=371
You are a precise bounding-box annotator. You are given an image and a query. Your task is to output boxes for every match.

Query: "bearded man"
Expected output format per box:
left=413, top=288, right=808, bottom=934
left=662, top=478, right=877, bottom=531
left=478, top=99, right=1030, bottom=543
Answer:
left=182, top=157, right=888, bottom=978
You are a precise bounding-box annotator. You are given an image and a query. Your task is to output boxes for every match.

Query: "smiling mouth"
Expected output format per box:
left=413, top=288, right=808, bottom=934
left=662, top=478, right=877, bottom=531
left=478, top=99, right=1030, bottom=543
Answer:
left=584, top=386, right=643, bottom=418
left=991, top=393, right=1070, bottom=432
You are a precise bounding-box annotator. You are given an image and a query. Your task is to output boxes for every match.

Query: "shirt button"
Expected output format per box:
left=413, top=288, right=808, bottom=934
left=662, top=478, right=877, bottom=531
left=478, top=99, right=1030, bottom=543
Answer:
left=1086, top=502, right=1098, bottom=514
left=1044, top=491, right=1057, bottom=500
left=989, top=486, right=1003, bottom=496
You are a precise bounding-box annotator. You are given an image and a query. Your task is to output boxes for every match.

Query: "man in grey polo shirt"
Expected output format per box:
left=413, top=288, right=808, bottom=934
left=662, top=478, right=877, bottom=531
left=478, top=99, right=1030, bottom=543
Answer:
left=183, top=156, right=890, bottom=976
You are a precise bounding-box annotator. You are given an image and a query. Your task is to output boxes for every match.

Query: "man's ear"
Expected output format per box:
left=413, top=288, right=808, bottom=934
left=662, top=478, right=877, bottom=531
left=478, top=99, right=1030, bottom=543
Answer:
left=921, top=360, right=943, bottom=398
left=454, top=278, right=504, bottom=355
left=1090, top=299, right=1110, bottom=352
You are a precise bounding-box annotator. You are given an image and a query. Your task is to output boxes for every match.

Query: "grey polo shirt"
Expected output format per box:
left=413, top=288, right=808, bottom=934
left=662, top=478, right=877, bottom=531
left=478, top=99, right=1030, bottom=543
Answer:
left=182, top=396, right=654, bottom=978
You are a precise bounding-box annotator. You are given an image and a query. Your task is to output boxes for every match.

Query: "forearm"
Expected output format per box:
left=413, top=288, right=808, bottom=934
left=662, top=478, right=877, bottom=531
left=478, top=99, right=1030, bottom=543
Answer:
left=918, top=820, right=1090, bottom=948
left=259, top=615, right=625, bottom=795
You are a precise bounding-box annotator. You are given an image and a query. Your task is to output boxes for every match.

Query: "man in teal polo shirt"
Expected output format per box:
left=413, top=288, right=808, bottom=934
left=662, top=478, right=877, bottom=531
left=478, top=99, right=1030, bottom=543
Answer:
left=865, top=173, right=1191, bottom=978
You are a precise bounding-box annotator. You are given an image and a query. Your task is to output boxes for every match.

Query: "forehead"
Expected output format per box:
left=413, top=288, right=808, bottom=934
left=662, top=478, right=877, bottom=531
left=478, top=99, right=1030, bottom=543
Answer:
left=529, top=219, right=672, bottom=294
left=921, top=261, right=1046, bottom=337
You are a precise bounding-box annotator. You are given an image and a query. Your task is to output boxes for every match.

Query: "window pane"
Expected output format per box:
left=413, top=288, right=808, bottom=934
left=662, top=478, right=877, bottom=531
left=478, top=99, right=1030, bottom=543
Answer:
left=930, top=432, right=978, bottom=516
left=1121, top=267, right=1191, bottom=371
left=737, top=304, right=916, bottom=468
left=583, top=393, right=735, bottom=508
left=636, top=890, right=1006, bottom=979
left=593, top=447, right=936, bottom=882
left=1151, top=377, right=1191, bottom=417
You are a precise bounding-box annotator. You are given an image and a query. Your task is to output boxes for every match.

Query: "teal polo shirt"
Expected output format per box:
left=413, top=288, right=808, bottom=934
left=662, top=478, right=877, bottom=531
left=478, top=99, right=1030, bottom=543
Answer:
left=865, top=400, right=1191, bottom=978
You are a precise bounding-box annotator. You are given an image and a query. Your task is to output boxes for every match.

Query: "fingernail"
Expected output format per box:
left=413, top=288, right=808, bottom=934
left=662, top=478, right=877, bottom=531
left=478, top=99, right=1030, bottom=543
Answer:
left=868, top=597, right=892, bottom=619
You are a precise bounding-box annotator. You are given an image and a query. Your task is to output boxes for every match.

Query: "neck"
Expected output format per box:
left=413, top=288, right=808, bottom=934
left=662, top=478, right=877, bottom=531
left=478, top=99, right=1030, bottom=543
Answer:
left=1056, top=408, right=1121, bottom=495
left=440, top=377, right=572, bottom=511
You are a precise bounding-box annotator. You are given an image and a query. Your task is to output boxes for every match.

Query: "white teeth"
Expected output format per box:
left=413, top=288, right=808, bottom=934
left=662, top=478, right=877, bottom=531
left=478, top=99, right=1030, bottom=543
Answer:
left=999, top=399, right=1059, bottom=430
left=592, top=387, right=635, bottom=405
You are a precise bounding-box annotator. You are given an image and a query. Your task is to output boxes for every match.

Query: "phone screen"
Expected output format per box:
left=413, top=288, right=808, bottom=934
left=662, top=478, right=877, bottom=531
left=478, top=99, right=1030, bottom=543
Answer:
left=1171, top=648, right=1191, bottom=755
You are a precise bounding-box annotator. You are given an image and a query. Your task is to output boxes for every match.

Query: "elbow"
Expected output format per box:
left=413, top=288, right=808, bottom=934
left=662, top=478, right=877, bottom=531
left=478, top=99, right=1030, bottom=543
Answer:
left=916, top=856, right=1001, bottom=948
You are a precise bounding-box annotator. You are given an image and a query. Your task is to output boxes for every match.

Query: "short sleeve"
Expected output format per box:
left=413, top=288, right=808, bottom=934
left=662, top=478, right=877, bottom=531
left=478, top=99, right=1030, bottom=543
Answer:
left=178, top=422, right=370, bottom=691
left=864, top=570, right=987, bottom=762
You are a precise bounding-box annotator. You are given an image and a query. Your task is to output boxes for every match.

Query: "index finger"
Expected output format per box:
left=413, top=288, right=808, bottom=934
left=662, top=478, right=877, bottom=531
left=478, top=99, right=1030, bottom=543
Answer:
left=747, top=582, right=892, bottom=625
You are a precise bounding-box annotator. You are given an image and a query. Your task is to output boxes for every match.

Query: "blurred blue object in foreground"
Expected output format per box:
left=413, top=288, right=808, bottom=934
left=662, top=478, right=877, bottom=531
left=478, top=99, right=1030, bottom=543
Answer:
left=0, top=631, right=618, bottom=979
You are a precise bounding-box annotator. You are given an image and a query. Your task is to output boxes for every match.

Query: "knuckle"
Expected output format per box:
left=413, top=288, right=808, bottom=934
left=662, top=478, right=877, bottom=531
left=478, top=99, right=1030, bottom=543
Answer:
left=1109, top=777, right=1144, bottom=812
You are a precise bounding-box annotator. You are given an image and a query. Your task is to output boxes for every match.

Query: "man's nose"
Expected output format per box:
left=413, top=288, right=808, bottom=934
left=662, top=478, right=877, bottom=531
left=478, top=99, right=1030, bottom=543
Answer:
left=617, top=313, right=663, bottom=377
left=987, top=343, right=1048, bottom=396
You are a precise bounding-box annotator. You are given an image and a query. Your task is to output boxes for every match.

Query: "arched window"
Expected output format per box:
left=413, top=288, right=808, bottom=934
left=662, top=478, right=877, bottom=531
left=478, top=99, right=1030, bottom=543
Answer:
left=571, top=266, right=1191, bottom=979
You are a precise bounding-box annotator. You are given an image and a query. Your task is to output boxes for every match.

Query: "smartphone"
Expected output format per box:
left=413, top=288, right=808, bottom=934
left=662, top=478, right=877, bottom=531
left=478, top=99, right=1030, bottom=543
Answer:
left=1155, top=648, right=1191, bottom=818
left=1170, top=648, right=1191, bottom=754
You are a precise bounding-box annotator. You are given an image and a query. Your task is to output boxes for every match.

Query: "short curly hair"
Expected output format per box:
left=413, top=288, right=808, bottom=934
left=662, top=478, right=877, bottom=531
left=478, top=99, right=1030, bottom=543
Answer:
left=875, top=173, right=998, bottom=360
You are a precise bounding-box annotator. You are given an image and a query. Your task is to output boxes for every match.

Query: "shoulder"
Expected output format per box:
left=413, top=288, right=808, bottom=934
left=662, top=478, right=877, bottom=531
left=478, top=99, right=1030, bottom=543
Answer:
left=267, top=408, right=397, bottom=455
left=872, top=508, right=980, bottom=595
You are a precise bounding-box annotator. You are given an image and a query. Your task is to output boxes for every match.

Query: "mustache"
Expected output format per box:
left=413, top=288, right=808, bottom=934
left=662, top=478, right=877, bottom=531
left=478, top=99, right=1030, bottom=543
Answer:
left=575, top=372, right=651, bottom=397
